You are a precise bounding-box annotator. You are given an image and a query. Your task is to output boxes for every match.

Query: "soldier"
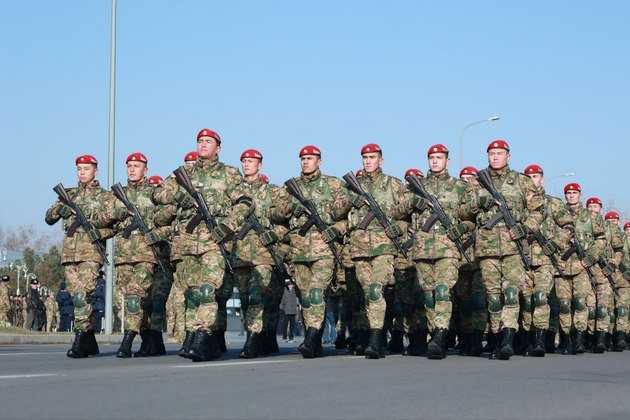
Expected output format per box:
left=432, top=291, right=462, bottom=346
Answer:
left=332, top=143, right=409, bottom=359
left=459, top=140, right=544, bottom=360
left=153, top=128, right=253, bottom=362
left=45, top=154, right=113, bottom=357
left=522, top=165, right=574, bottom=356
left=603, top=211, right=629, bottom=350
left=44, top=292, right=58, bottom=332
left=0, top=275, right=11, bottom=328
left=270, top=145, right=345, bottom=358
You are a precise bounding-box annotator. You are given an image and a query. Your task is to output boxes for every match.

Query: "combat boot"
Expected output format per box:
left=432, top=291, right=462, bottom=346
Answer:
left=545, top=330, right=557, bottom=354
left=188, top=330, right=220, bottom=362
left=116, top=331, right=137, bottom=358
left=469, top=330, right=484, bottom=356
left=388, top=329, right=405, bottom=353
left=532, top=328, right=546, bottom=357
left=427, top=328, right=447, bottom=360
left=593, top=331, right=607, bottom=353
left=134, top=330, right=153, bottom=357
left=66, top=330, right=88, bottom=358
left=364, top=329, right=385, bottom=359
left=354, top=330, right=369, bottom=356
left=298, top=327, right=323, bottom=358
left=574, top=330, right=586, bottom=354
left=84, top=330, right=100, bottom=356
left=497, top=328, right=515, bottom=360
left=458, top=333, right=472, bottom=355
left=414, top=328, right=428, bottom=356
left=239, top=332, right=262, bottom=359
left=218, top=327, right=227, bottom=353
left=614, top=331, right=627, bottom=351
left=335, top=328, right=348, bottom=349
left=559, top=330, right=573, bottom=355
left=484, top=332, right=498, bottom=354
left=178, top=330, right=195, bottom=358
left=150, top=330, right=166, bottom=356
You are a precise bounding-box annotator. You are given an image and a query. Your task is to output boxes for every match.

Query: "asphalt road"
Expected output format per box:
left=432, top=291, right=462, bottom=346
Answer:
left=1, top=334, right=630, bottom=420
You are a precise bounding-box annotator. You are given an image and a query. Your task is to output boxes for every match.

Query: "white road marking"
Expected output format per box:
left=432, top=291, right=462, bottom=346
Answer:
left=171, top=360, right=294, bottom=368
left=0, top=374, right=62, bottom=380
left=0, top=352, right=67, bottom=356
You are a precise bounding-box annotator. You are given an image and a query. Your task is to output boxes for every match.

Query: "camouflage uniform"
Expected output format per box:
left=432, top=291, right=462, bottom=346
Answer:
left=460, top=166, right=544, bottom=359
left=602, top=220, right=629, bottom=350
left=44, top=296, right=58, bottom=332
left=0, top=281, right=10, bottom=327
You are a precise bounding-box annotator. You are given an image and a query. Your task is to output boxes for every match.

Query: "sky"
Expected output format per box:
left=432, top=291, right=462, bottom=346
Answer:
left=1, top=1, right=629, bottom=238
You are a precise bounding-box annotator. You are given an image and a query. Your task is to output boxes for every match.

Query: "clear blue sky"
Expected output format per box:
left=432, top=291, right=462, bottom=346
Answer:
left=1, top=1, right=629, bottom=234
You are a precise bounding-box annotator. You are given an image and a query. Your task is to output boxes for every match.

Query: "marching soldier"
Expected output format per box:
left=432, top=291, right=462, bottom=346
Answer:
left=0, top=275, right=11, bottom=328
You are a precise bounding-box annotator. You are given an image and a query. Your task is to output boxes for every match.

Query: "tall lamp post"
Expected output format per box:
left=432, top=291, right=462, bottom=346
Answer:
left=459, top=115, right=500, bottom=170
left=544, top=173, right=575, bottom=186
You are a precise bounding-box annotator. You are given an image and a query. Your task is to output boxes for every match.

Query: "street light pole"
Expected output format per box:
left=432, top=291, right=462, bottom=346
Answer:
left=543, top=173, right=575, bottom=186
left=459, top=115, right=500, bottom=170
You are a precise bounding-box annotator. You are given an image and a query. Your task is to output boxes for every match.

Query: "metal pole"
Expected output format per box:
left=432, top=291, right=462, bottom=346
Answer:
left=104, top=0, right=117, bottom=335
left=459, top=116, right=500, bottom=170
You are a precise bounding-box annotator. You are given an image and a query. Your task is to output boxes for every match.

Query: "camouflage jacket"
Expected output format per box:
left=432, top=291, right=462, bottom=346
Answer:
left=603, top=220, right=625, bottom=267
left=44, top=180, right=115, bottom=265
left=333, top=168, right=408, bottom=258
left=405, top=170, right=473, bottom=261
left=559, top=203, right=607, bottom=276
left=623, top=234, right=630, bottom=270
left=394, top=220, right=414, bottom=270
left=270, top=170, right=345, bottom=263
left=527, top=192, right=574, bottom=267
left=459, top=166, right=544, bottom=259
left=152, top=156, right=252, bottom=259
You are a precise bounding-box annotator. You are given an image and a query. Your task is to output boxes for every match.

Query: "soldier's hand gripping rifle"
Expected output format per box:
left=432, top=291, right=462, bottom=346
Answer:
left=173, top=167, right=234, bottom=274
left=597, top=258, right=621, bottom=298
left=562, top=234, right=602, bottom=299
left=111, top=183, right=174, bottom=272
left=284, top=178, right=344, bottom=267
left=236, top=213, right=290, bottom=279
left=53, top=183, right=109, bottom=265
left=528, top=230, right=563, bottom=277
left=406, top=173, right=471, bottom=263
left=342, top=171, right=409, bottom=260
left=476, top=169, right=531, bottom=270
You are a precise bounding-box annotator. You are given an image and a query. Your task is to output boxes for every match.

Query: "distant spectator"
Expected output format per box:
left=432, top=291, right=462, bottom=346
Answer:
left=25, top=278, right=43, bottom=330
left=56, top=282, right=74, bottom=332
left=280, top=282, right=298, bottom=342
left=0, top=275, right=10, bottom=327
left=322, top=287, right=340, bottom=344
left=90, top=270, right=106, bottom=334
left=43, top=292, right=58, bottom=332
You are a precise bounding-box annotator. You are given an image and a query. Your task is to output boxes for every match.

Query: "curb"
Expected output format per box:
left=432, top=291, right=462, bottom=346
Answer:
left=0, top=333, right=124, bottom=345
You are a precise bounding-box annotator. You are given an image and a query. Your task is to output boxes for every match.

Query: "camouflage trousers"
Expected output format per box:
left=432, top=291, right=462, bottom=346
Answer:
left=479, top=255, right=525, bottom=333
left=354, top=255, right=395, bottom=330
left=548, top=281, right=560, bottom=333
left=586, top=267, right=613, bottom=334
left=117, top=262, right=154, bottom=333
left=64, top=261, right=100, bottom=331
left=522, top=264, right=555, bottom=331
left=263, top=273, right=284, bottom=332
left=149, top=268, right=174, bottom=332
left=339, top=266, right=369, bottom=334
left=415, top=258, right=459, bottom=331
left=166, top=281, right=185, bottom=342
left=176, top=251, right=226, bottom=333
left=612, top=280, right=629, bottom=334
left=294, top=259, right=335, bottom=329
left=556, top=271, right=590, bottom=333
left=454, top=266, right=486, bottom=333
left=235, top=264, right=273, bottom=333
left=394, top=267, right=423, bottom=333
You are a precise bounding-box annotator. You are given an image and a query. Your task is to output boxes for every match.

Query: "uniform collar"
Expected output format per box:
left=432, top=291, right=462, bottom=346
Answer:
left=364, top=167, right=383, bottom=180
left=488, top=165, right=510, bottom=178
left=78, top=180, right=100, bottom=190
left=196, top=155, right=220, bottom=169
left=567, top=202, right=584, bottom=214
left=300, top=170, right=322, bottom=183
left=428, top=169, right=450, bottom=180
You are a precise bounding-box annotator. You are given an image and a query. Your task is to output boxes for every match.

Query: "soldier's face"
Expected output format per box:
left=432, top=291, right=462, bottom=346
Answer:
left=428, top=153, right=449, bottom=173
left=565, top=190, right=581, bottom=205
left=126, top=161, right=147, bottom=182
left=77, top=164, right=98, bottom=184
left=527, top=173, right=544, bottom=188
left=300, top=155, right=321, bottom=175
left=362, top=152, right=383, bottom=173
left=241, top=158, right=262, bottom=177
left=625, top=227, right=630, bottom=236
left=197, top=137, right=221, bottom=160
left=185, top=161, right=195, bottom=168
left=587, top=203, right=602, bottom=214
left=461, top=174, right=474, bottom=182
left=606, top=218, right=619, bottom=227
left=487, top=149, right=510, bottom=170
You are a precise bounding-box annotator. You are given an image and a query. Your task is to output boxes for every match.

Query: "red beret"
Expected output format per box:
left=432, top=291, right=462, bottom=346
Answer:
left=240, top=149, right=263, bottom=161
left=405, top=168, right=423, bottom=179
left=605, top=211, right=620, bottom=220
left=260, top=174, right=269, bottom=184
left=356, top=169, right=364, bottom=176
left=299, top=145, right=321, bottom=157
left=197, top=128, right=221, bottom=144
left=126, top=152, right=147, bottom=164
left=460, top=166, right=478, bottom=177
left=624, top=222, right=630, bottom=230
left=586, top=197, right=602, bottom=206
left=524, top=164, right=543, bottom=175
left=427, top=144, right=449, bottom=157
left=564, top=183, right=581, bottom=194
left=76, top=155, right=98, bottom=166
left=184, top=151, right=198, bottom=162
left=487, top=140, right=510, bottom=152
left=147, top=176, right=163, bottom=185
left=361, top=143, right=382, bottom=155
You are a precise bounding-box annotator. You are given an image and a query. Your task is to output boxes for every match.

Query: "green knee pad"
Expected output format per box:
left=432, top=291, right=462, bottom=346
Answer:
left=459, top=300, right=473, bottom=316
left=559, top=300, right=571, bottom=315
left=523, top=295, right=533, bottom=312
left=310, top=288, right=324, bottom=305
left=249, top=286, right=262, bottom=306
left=596, top=306, right=608, bottom=320
left=199, top=284, right=215, bottom=304
left=435, top=284, right=449, bottom=302
left=73, top=291, right=87, bottom=309
left=618, top=306, right=628, bottom=318
left=533, top=290, right=548, bottom=308
left=588, top=307, right=596, bottom=320
left=487, top=294, right=502, bottom=312
left=610, top=313, right=617, bottom=324
left=503, top=287, right=518, bottom=306
left=300, top=292, right=312, bottom=308
left=367, top=284, right=382, bottom=303
left=185, top=289, right=201, bottom=310
left=423, top=291, right=435, bottom=309
left=572, top=297, right=586, bottom=311
left=126, top=295, right=141, bottom=315
left=472, top=293, right=486, bottom=311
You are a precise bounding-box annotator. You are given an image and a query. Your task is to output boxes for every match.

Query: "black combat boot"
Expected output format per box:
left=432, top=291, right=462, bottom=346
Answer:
left=427, top=328, right=447, bottom=360
left=354, top=330, right=369, bottom=356
left=178, top=330, right=195, bottom=358
left=545, top=330, right=557, bottom=354
left=84, top=330, right=100, bottom=356
left=150, top=330, right=166, bottom=355
left=388, top=330, right=405, bottom=353
left=218, top=327, right=227, bottom=353
left=67, top=330, right=88, bottom=358
left=239, top=332, right=262, bottom=359
left=574, top=330, right=586, bottom=354
left=484, top=332, right=498, bottom=354
left=188, top=330, right=220, bottom=362
left=116, top=331, right=137, bottom=358
left=559, top=330, right=573, bottom=355
left=459, top=333, right=472, bottom=355
left=593, top=331, right=607, bottom=353
left=532, top=328, right=546, bottom=357
left=134, top=330, right=154, bottom=357
left=298, top=327, right=323, bottom=358
left=364, top=329, right=385, bottom=359
left=335, top=328, right=348, bottom=350
left=497, top=328, right=516, bottom=360
left=614, top=331, right=627, bottom=352
left=469, top=330, right=484, bottom=356
left=606, top=332, right=613, bottom=352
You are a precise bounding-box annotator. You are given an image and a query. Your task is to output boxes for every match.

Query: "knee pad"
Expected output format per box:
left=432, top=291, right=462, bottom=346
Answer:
left=610, top=313, right=617, bottom=324
left=587, top=307, right=596, bottom=321
left=199, top=284, right=215, bottom=304
left=300, top=292, right=312, bottom=308
left=522, top=295, right=533, bottom=312
left=423, top=291, right=435, bottom=309
left=435, top=284, right=450, bottom=302
left=503, top=286, right=518, bottom=306
left=459, top=300, right=473, bottom=316
left=152, top=297, right=166, bottom=315
left=617, top=306, right=628, bottom=318
left=368, top=284, right=382, bottom=303
left=249, top=286, right=262, bottom=306
left=572, top=296, right=586, bottom=311
left=596, top=305, right=608, bottom=320
left=73, top=291, right=87, bottom=309
left=487, top=294, right=502, bottom=312
left=310, top=288, right=324, bottom=305
left=185, top=289, right=200, bottom=310
left=126, top=295, right=141, bottom=315
left=533, top=290, right=548, bottom=308
left=472, top=292, right=486, bottom=311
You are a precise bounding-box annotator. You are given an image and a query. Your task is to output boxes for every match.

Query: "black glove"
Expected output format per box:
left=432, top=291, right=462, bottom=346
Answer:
left=409, top=196, right=427, bottom=211
left=510, top=224, right=529, bottom=240
left=322, top=226, right=340, bottom=243
left=174, top=191, right=195, bottom=209
left=477, top=196, right=495, bottom=211
left=212, top=224, right=233, bottom=244
left=385, top=223, right=403, bottom=239
left=57, top=204, right=73, bottom=219
left=542, top=240, right=561, bottom=256
left=260, top=230, right=279, bottom=246
left=447, top=223, right=469, bottom=241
